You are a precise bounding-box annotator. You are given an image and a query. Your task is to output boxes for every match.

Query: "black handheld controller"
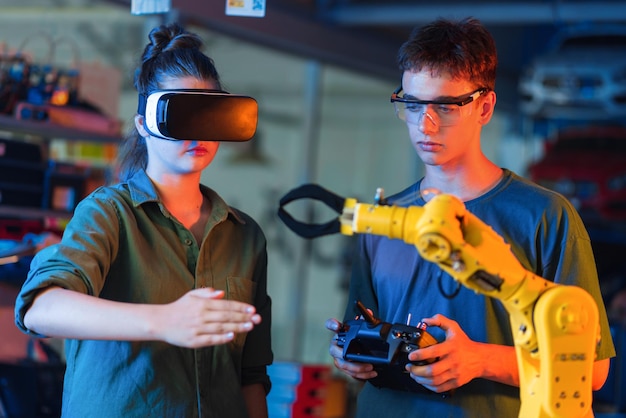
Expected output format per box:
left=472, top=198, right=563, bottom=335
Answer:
left=337, top=301, right=439, bottom=393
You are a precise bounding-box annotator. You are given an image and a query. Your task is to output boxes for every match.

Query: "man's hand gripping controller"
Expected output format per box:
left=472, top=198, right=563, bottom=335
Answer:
left=336, top=301, right=439, bottom=393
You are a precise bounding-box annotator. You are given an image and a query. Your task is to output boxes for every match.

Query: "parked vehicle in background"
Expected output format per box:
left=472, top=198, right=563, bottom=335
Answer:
left=519, top=23, right=626, bottom=120
left=527, top=125, right=626, bottom=222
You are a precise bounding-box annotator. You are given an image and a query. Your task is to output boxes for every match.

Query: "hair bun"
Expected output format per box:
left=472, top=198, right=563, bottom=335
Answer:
left=144, top=23, right=203, bottom=61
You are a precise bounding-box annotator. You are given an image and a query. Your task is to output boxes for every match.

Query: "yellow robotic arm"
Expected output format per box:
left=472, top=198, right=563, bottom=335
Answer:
left=339, top=193, right=600, bottom=418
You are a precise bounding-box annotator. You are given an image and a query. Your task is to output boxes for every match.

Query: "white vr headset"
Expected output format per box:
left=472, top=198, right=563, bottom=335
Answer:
left=137, top=89, right=258, bottom=141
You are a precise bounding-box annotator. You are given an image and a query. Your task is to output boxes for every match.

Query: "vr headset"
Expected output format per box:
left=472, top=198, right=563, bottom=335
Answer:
left=137, top=89, right=258, bottom=141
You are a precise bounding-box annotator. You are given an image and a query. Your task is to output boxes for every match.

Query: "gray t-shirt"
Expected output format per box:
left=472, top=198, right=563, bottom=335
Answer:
left=344, top=169, right=615, bottom=418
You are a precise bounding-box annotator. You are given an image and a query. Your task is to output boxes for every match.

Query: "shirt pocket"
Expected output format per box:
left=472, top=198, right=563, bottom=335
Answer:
left=226, top=276, right=258, bottom=353
left=225, top=276, right=257, bottom=304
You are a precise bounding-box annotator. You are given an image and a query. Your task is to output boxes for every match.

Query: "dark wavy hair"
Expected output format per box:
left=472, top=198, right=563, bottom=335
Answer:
left=115, top=23, right=222, bottom=181
left=397, top=17, right=497, bottom=91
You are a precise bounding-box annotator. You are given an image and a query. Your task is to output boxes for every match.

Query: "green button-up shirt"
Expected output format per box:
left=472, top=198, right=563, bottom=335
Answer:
left=15, top=169, right=273, bottom=418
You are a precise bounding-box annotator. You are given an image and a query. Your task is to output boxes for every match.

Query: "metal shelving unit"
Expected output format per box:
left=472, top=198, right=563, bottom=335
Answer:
left=0, top=115, right=120, bottom=221
left=0, top=114, right=121, bottom=144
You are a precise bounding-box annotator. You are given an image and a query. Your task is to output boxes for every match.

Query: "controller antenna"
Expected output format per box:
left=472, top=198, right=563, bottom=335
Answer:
left=355, top=300, right=381, bottom=326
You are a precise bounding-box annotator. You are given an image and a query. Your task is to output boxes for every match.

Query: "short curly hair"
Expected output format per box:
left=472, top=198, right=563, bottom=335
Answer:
left=397, top=17, right=497, bottom=91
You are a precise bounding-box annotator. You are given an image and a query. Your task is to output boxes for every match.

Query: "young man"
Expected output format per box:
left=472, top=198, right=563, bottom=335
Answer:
left=326, top=17, right=615, bottom=417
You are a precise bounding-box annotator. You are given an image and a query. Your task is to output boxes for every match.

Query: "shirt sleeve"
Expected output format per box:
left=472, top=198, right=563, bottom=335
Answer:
left=504, top=189, right=616, bottom=361
left=544, top=202, right=616, bottom=361
left=14, top=194, right=120, bottom=335
left=241, top=365, right=271, bottom=394
left=240, top=239, right=273, bottom=389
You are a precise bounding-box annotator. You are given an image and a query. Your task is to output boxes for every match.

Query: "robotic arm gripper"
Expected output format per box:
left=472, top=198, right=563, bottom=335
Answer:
left=339, top=193, right=600, bottom=418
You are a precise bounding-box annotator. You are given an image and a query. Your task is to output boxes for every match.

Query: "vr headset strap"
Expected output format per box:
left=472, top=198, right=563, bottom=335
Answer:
left=137, top=94, right=147, bottom=116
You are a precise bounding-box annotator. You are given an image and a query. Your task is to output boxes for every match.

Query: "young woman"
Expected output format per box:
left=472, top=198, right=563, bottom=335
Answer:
left=15, top=23, right=272, bottom=418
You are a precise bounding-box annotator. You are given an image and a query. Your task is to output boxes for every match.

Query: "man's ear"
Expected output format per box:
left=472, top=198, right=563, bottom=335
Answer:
left=134, top=114, right=149, bottom=137
left=479, top=90, right=497, bottom=125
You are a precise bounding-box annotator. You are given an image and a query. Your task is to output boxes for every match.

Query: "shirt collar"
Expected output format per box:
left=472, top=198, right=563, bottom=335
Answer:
left=125, top=169, right=246, bottom=225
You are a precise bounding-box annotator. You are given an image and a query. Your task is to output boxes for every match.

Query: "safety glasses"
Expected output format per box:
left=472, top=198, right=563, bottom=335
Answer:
left=390, top=87, right=488, bottom=127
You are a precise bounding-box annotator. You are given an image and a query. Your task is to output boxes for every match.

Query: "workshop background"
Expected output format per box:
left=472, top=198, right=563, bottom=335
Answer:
left=1, top=1, right=625, bottom=417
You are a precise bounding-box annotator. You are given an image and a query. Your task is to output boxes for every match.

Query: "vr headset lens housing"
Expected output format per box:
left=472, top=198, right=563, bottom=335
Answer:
left=140, top=90, right=258, bottom=141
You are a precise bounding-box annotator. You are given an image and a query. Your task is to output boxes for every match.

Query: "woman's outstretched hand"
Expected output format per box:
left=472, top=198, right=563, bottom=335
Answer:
left=158, top=288, right=261, bottom=348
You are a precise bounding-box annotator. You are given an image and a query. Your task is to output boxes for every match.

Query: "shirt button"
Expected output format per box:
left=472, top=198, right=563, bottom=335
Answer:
left=184, top=239, right=193, bottom=246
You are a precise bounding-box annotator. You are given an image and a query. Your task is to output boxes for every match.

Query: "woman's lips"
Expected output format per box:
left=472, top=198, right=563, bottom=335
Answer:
left=187, top=146, right=208, bottom=156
